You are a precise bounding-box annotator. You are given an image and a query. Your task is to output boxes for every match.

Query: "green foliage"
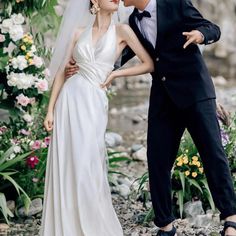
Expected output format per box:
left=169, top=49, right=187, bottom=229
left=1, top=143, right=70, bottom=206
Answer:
left=0, top=147, right=33, bottom=223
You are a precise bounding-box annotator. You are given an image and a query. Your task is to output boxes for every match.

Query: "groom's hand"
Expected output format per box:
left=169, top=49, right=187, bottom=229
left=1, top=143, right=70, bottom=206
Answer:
left=182, top=30, right=205, bottom=49
left=65, top=58, right=79, bottom=79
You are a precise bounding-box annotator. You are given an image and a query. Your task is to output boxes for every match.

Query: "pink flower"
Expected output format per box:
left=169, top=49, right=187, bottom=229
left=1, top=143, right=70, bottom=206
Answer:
left=30, top=140, right=41, bottom=150
left=26, top=156, right=39, bottom=169
left=0, top=34, right=6, bottom=43
left=44, top=136, right=51, bottom=146
left=19, top=129, right=31, bottom=136
left=16, top=93, right=31, bottom=107
left=0, top=126, right=7, bottom=135
left=35, top=79, right=48, bottom=94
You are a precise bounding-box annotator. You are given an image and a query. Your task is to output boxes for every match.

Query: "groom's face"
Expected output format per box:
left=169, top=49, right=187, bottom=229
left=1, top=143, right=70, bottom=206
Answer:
left=121, top=0, right=136, bottom=7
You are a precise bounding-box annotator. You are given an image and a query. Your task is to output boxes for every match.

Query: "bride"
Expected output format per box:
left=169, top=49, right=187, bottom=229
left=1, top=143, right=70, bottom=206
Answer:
left=40, top=0, right=154, bottom=235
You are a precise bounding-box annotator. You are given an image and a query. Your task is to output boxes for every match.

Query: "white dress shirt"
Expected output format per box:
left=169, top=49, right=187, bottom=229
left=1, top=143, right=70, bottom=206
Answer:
left=135, top=0, right=157, bottom=48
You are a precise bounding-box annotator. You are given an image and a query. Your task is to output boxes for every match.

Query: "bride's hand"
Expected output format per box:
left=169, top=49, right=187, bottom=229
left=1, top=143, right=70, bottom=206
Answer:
left=100, top=72, right=116, bottom=89
left=44, top=111, right=54, bottom=132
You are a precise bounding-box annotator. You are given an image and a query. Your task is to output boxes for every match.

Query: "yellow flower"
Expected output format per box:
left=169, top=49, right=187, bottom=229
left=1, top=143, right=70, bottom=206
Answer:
left=192, top=160, right=197, bottom=166
left=192, top=172, right=198, bottom=178
left=185, top=149, right=189, bottom=153
left=192, top=156, right=198, bottom=161
left=28, top=59, right=33, bottom=64
left=28, top=39, right=34, bottom=44
left=183, top=160, right=188, bottom=164
left=26, top=52, right=32, bottom=57
left=176, top=155, right=183, bottom=162
left=199, top=167, right=204, bottom=173
left=23, top=38, right=28, bottom=43
left=185, top=171, right=190, bottom=176
left=183, top=155, right=188, bottom=164
left=21, top=45, right=26, bottom=51
left=177, top=161, right=183, bottom=167
left=196, top=161, right=201, bottom=167
left=25, top=55, right=29, bottom=60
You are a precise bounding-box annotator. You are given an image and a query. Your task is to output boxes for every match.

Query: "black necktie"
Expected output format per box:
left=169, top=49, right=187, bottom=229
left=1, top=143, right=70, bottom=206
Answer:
left=135, top=10, right=151, bottom=21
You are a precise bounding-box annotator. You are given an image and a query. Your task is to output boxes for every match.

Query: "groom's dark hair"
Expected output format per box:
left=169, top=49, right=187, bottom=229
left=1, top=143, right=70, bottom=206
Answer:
left=90, top=1, right=93, bottom=8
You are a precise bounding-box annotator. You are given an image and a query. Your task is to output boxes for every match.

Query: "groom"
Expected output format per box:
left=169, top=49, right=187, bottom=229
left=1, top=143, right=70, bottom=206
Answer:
left=65, top=0, right=236, bottom=235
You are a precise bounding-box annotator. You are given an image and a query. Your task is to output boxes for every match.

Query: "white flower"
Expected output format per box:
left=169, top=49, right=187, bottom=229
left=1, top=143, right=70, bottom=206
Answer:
left=1, top=18, right=13, bottom=33
left=32, top=56, right=44, bottom=68
left=30, top=45, right=37, bottom=53
left=3, top=42, right=17, bottom=56
left=43, top=68, right=51, bottom=78
left=0, top=34, right=6, bottom=42
left=7, top=72, right=35, bottom=89
left=9, top=24, right=24, bottom=41
left=7, top=153, right=16, bottom=161
left=11, top=56, right=28, bottom=70
left=23, top=113, right=33, bottom=123
left=35, top=79, right=48, bottom=93
left=13, top=145, right=21, bottom=153
left=11, top=13, right=25, bottom=25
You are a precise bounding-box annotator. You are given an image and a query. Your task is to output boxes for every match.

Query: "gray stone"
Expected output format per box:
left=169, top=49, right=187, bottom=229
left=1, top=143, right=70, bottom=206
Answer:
left=131, top=144, right=143, bottom=152
left=184, top=200, right=205, bottom=218
left=7, top=200, right=15, bottom=213
left=105, top=132, right=123, bottom=148
left=117, top=184, right=130, bottom=198
left=0, top=223, right=9, bottom=230
left=18, top=198, right=43, bottom=217
left=132, top=147, right=147, bottom=162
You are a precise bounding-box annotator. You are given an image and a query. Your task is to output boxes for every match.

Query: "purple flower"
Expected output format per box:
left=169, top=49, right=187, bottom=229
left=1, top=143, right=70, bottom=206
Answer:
left=221, top=130, right=230, bottom=146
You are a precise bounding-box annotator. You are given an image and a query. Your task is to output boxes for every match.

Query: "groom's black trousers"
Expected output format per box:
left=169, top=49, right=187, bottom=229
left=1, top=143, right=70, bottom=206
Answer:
left=147, top=81, right=236, bottom=227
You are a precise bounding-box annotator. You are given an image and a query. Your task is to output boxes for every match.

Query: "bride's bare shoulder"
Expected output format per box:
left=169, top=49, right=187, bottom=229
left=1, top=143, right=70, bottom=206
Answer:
left=115, top=23, right=134, bottom=38
left=74, top=27, right=86, bottom=41
left=116, top=23, right=132, bottom=32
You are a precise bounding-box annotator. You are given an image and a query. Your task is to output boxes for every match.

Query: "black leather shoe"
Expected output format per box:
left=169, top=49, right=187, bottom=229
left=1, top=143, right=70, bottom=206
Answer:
left=157, top=226, right=177, bottom=236
left=221, top=221, right=236, bottom=236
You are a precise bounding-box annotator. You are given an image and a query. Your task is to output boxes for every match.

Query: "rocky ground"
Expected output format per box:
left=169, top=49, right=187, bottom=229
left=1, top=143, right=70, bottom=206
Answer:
left=0, top=79, right=235, bottom=236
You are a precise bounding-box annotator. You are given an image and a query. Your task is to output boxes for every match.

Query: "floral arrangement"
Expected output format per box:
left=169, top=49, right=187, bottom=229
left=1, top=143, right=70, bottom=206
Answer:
left=0, top=13, right=49, bottom=113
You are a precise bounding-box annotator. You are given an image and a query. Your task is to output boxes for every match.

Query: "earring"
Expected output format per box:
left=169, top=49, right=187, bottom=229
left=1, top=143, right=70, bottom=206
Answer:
left=90, top=4, right=100, bottom=15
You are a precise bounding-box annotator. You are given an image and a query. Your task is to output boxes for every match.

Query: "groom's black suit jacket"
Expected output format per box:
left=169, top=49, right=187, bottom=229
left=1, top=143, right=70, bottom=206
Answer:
left=121, top=0, right=221, bottom=108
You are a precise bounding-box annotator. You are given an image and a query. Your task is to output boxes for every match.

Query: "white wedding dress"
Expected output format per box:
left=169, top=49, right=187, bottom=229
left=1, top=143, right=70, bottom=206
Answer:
left=40, top=21, right=123, bottom=236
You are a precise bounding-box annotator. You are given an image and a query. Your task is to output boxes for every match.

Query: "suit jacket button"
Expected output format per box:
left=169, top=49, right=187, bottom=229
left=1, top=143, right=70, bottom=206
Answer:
left=156, top=57, right=160, bottom=62
left=162, top=76, right=166, bottom=81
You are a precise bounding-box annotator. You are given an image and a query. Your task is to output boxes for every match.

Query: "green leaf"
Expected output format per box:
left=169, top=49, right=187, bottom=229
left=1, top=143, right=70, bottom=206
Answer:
left=108, top=157, right=130, bottom=164
left=143, top=207, right=155, bottom=224
left=0, top=173, right=31, bottom=205
left=177, top=190, right=184, bottom=218
left=0, top=151, right=33, bottom=172
left=188, top=178, right=203, bottom=194
left=0, top=146, right=14, bottom=165
left=200, top=179, right=215, bottom=211
left=0, top=192, right=14, bottom=224
left=178, top=171, right=186, bottom=195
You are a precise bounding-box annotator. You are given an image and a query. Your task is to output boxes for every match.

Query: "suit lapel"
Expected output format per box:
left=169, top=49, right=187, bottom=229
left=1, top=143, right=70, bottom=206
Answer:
left=155, top=0, right=168, bottom=54
left=129, top=9, right=156, bottom=57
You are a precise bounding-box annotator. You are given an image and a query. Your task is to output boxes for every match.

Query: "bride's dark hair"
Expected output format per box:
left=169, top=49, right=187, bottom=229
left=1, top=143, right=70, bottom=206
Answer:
left=90, top=1, right=93, bottom=7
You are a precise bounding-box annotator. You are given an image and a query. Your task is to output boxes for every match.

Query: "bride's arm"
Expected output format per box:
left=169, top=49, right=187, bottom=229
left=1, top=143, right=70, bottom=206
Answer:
left=101, top=24, right=154, bottom=88
left=44, top=29, right=82, bottom=132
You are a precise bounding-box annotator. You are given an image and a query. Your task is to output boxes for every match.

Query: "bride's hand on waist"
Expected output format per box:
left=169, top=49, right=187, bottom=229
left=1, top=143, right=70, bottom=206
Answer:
left=44, top=111, right=54, bottom=132
left=65, top=58, right=80, bottom=79
left=100, top=71, right=117, bottom=89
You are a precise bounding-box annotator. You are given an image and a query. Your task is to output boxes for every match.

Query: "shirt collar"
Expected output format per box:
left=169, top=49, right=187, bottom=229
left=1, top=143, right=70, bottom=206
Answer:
left=138, top=0, right=156, bottom=13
